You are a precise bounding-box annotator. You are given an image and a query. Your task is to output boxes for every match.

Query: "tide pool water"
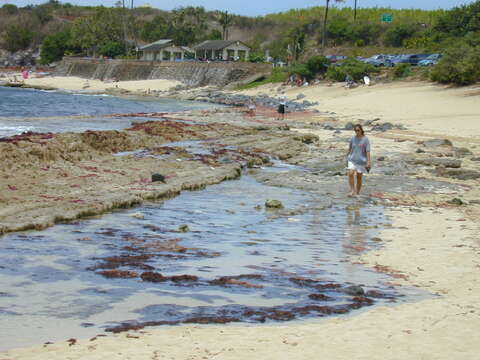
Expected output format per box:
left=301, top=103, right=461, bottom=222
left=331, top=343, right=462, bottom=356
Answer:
left=0, top=169, right=425, bottom=350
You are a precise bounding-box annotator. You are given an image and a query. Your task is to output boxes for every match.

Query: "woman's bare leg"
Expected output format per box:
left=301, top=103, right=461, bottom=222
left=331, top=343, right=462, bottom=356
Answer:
left=348, top=170, right=356, bottom=196
left=356, top=172, right=363, bottom=195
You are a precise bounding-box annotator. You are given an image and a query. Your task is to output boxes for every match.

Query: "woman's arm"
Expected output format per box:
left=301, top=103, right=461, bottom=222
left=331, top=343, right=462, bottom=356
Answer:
left=365, top=137, right=371, bottom=166
left=347, top=140, right=352, bottom=157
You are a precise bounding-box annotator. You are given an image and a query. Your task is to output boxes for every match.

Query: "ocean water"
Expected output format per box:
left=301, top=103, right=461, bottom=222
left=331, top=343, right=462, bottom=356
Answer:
left=0, top=86, right=216, bottom=137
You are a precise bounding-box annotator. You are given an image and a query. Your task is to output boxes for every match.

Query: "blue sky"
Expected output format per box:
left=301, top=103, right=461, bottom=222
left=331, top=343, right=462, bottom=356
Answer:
left=5, top=0, right=477, bottom=16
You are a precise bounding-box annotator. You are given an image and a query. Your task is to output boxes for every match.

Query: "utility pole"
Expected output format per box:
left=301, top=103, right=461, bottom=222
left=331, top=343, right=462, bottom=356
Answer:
left=130, top=0, right=137, bottom=52
left=354, top=0, right=357, bottom=22
left=322, top=0, right=330, bottom=48
left=321, top=0, right=343, bottom=48
left=121, top=0, right=128, bottom=54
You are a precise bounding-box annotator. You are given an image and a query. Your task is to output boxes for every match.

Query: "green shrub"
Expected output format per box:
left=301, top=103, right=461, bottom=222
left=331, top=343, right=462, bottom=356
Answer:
left=433, top=1, right=480, bottom=37
left=3, top=23, right=34, bottom=52
left=354, top=39, right=365, bottom=47
left=383, top=23, right=420, bottom=47
left=288, top=63, right=313, bottom=80
left=346, top=21, right=383, bottom=46
left=1, top=4, right=18, bottom=15
left=206, top=29, right=222, bottom=40
left=393, top=63, right=412, bottom=79
left=40, top=30, right=72, bottom=64
left=268, top=67, right=289, bottom=83
left=236, top=67, right=288, bottom=90
left=248, top=53, right=266, bottom=63
left=326, top=15, right=349, bottom=45
left=99, top=41, right=126, bottom=58
left=326, top=57, right=377, bottom=82
left=418, top=67, right=431, bottom=81
left=430, top=43, right=480, bottom=85
left=305, top=55, right=330, bottom=76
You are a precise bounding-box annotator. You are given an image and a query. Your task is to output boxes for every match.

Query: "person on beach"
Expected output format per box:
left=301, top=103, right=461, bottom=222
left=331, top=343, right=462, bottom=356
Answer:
left=21, top=67, right=29, bottom=80
left=346, top=124, right=371, bottom=196
left=345, top=74, right=355, bottom=88
left=277, top=97, right=287, bottom=120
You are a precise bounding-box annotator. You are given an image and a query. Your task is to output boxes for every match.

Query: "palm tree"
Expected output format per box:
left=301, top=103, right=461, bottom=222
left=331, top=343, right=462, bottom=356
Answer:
left=219, top=11, right=231, bottom=40
left=321, top=0, right=344, bottom=48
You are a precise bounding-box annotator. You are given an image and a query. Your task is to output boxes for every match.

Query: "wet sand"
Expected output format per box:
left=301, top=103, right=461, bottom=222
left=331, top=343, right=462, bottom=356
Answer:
left=1, top=77, right=480, bottom=359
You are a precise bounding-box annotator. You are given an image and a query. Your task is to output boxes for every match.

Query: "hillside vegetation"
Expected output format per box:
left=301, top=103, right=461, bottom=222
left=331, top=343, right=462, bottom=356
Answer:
left=1, top=0, right=479, bottom=85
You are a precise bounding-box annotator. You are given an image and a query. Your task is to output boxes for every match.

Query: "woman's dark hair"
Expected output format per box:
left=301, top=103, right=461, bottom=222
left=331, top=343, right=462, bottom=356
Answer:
left=354, top=124, right=364, bottom=135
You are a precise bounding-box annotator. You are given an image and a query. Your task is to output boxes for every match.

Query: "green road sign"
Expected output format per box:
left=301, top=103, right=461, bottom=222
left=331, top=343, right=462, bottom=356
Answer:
left=382, top=14, right=393, bottom=22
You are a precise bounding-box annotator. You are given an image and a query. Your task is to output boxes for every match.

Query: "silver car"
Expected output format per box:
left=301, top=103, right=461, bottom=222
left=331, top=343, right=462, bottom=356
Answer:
left=363, top=54, right=394, bottom=67
left=418, top=54, right=442, bottom=66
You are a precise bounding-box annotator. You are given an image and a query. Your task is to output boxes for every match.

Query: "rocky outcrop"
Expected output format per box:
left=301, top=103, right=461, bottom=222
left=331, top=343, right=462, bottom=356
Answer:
left=0, top=49, right=38, bottom=67
left=55, top=58, right=272, bottom=87
left=162, top=89, right=319, bottom=113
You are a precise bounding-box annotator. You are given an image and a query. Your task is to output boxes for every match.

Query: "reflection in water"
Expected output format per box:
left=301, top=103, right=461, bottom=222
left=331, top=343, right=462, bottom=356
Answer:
left=344, top=207, right=368, bottom=254
left=342, top=206, right=369, bottom=283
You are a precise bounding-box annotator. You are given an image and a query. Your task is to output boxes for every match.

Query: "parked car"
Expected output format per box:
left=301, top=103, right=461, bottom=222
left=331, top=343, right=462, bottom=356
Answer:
left=418, top=54, right=442, bottom=66
left=326, top=55, right=347, bottom=63
left=393, top=54, right=431, bottom=66
left=363, top=54, right=394, bottom=67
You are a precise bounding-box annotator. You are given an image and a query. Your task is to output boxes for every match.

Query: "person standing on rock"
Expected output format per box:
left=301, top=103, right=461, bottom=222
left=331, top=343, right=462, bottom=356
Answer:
left=346, top=124, right=371, bottom=196
left=277, top=97, right=287, bottom=120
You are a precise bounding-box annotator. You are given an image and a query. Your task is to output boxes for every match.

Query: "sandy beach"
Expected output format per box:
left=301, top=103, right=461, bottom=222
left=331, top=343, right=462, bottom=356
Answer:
left=1, top=75, right=479, bottom=359
left=238, top=80, right=480, bottom=138
left=23, top=75, right=181, bottom=94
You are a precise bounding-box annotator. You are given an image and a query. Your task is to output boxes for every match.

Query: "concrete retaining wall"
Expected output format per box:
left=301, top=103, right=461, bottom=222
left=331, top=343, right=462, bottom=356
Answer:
left=56, top=58, right=272, bottom=87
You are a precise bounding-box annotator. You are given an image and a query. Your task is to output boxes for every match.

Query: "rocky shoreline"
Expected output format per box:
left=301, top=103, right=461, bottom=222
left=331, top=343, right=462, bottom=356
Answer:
left=2, top=80, right=480, bottom=232
left=0, top=110, right=310, bottom=234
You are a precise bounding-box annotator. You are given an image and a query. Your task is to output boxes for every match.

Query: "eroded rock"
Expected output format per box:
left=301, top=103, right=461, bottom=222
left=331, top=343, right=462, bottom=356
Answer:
left=423, top=139, right=453, bottom=148
left=342, top=285, right=365, bottom=296
left=433, top=167, right=480, bottom=180
left=414, top=158, right=462, bottom=168
left=265, top=199, right=284, bottom=209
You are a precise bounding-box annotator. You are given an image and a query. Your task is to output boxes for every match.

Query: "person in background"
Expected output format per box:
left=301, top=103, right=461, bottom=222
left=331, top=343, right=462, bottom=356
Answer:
left=346, top=124, right=371, bottom=196
left=277, top=97, right=287, bottom=120
left=21, top=67, right=29, bottom=81
left=345, top=74, right=355, bottom=88
left=247, top=97, right=257, bottom=117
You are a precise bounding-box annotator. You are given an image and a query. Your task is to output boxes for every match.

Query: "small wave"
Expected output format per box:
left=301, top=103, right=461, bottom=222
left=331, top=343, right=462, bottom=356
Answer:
left=71, top=92, right=112, bottom=97
left=0, top=125, right=34, bottom=137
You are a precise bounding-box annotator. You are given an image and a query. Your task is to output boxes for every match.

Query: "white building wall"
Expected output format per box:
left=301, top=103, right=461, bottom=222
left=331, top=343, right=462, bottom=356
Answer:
left=141, top=46, right=191, bottom=61
left=222, top=43, right=251, bottom=60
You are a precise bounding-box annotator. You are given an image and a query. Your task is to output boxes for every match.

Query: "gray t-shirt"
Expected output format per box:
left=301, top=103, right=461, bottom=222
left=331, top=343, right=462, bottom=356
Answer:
left=348, top=136, right=370, bottom=165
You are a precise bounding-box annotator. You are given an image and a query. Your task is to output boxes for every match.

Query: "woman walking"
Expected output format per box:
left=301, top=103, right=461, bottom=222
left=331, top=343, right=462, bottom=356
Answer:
left=346, top=124, right=371, bottom=196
